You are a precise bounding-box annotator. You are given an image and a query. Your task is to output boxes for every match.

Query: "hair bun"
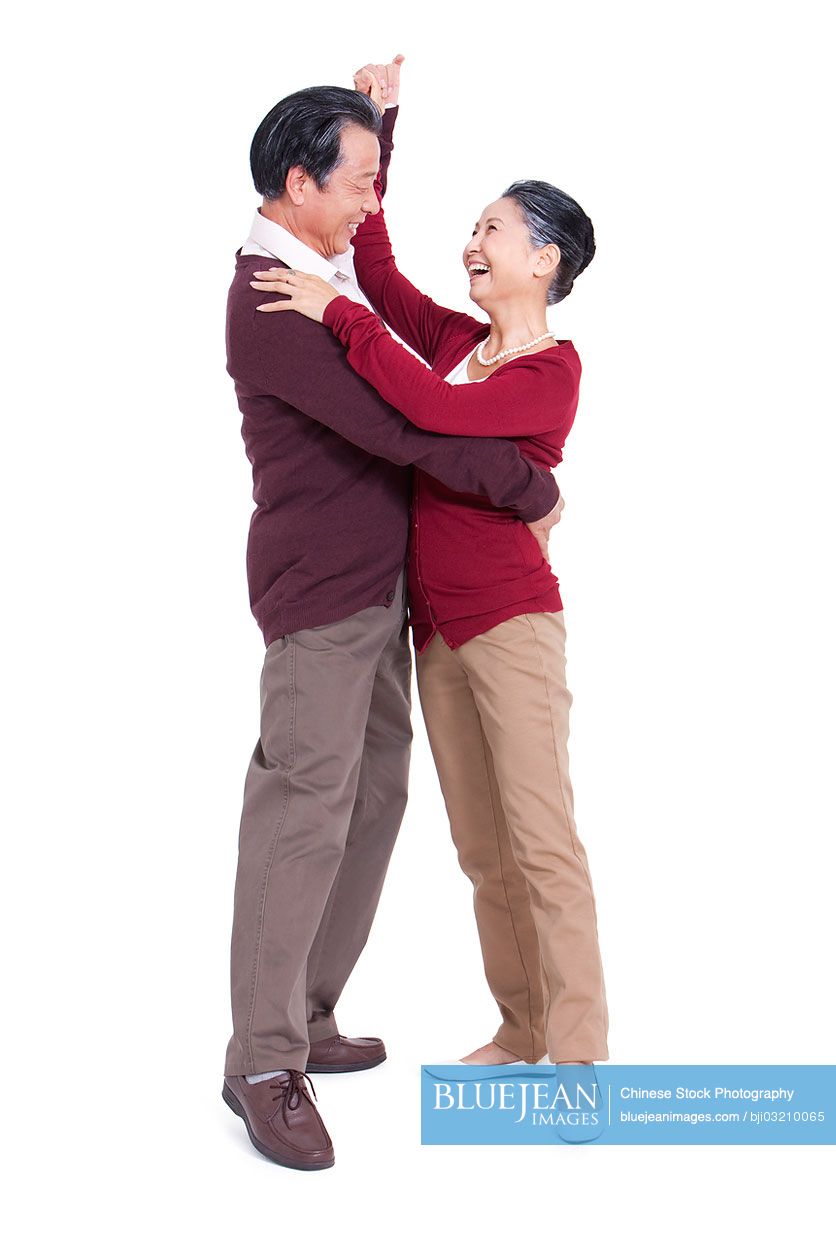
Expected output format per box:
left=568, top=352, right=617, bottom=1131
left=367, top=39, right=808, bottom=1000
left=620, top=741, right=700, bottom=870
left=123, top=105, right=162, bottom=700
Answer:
left=501, top=176, right=595, bottom=305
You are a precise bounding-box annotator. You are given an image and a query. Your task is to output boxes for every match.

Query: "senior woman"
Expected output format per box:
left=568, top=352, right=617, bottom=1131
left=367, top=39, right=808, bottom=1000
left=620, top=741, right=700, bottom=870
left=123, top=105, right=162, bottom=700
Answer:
left=250, top=58, right=609, bottom=1069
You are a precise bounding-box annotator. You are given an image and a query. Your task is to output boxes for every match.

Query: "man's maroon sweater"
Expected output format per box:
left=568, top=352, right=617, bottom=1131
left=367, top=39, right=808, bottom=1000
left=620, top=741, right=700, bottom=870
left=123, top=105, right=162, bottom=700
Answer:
left=226, top=162, right=559, bottom=646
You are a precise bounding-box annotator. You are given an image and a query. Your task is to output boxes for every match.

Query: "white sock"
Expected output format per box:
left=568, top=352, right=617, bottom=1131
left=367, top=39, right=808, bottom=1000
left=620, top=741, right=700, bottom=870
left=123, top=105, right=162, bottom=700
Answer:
left=245, top=1069, right=289, bottom=1084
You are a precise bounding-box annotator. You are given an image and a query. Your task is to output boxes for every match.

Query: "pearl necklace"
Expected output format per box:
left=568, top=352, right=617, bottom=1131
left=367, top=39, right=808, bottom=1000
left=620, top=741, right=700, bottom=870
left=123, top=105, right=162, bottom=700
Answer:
left=477, top=330, right=556, bottom=367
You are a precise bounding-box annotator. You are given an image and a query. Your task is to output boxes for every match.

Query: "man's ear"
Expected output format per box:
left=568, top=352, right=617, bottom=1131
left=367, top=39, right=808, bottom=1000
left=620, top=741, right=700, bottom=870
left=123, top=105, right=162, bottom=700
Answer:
left=284, top=164, right=309, bottom=206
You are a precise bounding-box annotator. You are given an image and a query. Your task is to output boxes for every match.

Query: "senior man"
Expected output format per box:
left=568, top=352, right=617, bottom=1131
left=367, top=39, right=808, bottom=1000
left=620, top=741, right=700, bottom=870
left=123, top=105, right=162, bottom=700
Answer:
left=221, top=66, right=562, bottom=1171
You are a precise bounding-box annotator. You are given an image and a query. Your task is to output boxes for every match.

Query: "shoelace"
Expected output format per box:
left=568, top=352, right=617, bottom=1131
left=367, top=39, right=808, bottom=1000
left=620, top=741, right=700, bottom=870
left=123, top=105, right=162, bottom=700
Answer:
left=269, top=1070, right=318, bottom=1123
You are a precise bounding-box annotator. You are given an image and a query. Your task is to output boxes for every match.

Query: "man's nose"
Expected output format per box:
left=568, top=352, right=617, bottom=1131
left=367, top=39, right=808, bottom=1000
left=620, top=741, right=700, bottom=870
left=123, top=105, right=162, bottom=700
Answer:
left=363, top=195, right=381, bottom=216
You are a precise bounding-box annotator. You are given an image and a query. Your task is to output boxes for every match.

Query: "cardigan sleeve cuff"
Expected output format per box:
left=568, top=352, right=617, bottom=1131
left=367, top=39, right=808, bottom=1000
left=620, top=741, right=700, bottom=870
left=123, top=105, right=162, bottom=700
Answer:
left=380, top=103, right=398, bottom=137
left=322, top=292, right=362, bottom=336
left=514, top=466, right=560, bottom=523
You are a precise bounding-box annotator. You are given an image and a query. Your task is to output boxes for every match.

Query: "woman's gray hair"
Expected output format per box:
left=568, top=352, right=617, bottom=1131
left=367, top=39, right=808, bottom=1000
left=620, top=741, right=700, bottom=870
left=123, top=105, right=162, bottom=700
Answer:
left=501, top=179, right=596, bottom=304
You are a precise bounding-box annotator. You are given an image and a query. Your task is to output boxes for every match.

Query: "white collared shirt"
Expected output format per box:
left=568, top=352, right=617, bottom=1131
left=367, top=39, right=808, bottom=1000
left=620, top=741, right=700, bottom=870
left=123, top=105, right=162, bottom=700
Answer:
left=240, top=209, right=377, bottom=313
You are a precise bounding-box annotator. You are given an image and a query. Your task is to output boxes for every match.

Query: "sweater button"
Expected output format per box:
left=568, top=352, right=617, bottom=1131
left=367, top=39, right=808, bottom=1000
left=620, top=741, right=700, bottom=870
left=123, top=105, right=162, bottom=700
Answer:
left=385, top=589, right=395, bottom=602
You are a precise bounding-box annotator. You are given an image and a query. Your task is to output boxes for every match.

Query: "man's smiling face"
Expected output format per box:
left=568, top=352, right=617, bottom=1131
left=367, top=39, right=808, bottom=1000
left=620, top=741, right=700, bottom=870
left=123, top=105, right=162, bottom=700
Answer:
left=291, top=123, right=382, bottom=259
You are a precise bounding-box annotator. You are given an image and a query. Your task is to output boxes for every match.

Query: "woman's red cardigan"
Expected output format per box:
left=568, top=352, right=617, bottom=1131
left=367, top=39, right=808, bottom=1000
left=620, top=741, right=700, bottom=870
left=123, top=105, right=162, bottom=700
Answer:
left=321, top=104, right=581, bottom=653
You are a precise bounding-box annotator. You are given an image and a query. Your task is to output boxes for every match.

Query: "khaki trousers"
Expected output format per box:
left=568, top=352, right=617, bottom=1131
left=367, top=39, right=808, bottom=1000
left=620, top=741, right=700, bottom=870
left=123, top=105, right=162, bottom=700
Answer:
left=415, top=610, right=609, bottom=1064
left=224, top=569, right=412, bottom=1077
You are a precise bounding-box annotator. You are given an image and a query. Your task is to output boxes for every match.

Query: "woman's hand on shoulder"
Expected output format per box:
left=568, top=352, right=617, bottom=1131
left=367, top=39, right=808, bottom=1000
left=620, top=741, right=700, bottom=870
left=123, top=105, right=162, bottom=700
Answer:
left=353, top=54, right=405, bottom=114
left=250, top=268, right=340, bottom=324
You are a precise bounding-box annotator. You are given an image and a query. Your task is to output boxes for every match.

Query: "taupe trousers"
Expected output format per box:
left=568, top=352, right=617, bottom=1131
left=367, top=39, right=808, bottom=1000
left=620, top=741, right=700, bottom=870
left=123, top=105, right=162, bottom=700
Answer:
left=415, top=610, right=610, bottom=1064
left=225, top=568, right=411, bottom=1077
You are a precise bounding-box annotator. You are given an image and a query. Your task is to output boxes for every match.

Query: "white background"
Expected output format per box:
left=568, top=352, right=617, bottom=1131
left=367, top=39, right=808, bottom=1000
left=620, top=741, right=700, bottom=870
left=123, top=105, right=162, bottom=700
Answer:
left=3, top=0, right=834, bottom=1248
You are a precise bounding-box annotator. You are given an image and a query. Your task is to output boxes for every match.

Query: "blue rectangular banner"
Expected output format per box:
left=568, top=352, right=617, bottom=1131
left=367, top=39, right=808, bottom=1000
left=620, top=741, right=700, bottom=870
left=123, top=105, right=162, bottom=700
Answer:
left=420, top=1065, right=836, bottom=1145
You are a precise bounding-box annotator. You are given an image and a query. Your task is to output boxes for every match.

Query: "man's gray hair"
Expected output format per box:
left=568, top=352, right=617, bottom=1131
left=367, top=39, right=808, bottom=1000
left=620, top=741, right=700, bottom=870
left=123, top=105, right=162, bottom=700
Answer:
left=250, top=86, right=382, bottom=201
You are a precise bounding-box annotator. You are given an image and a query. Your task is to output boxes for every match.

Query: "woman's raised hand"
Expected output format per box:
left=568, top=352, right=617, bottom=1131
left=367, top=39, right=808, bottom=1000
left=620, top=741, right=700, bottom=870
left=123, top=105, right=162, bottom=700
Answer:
left=353, top=54, right=405, bottom=114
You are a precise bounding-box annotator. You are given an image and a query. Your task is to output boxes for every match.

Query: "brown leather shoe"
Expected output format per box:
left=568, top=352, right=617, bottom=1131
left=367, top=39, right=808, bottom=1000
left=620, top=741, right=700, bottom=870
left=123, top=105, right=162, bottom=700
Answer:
left=222, top=1071, right=334, bottom=1170
left=306, top=1033, right=387, bottom=1073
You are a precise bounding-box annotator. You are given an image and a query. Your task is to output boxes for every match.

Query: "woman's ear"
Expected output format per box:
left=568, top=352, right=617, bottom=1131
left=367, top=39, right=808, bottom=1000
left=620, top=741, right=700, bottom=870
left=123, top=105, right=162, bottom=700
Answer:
left=535, top=243, right=561, bottom=280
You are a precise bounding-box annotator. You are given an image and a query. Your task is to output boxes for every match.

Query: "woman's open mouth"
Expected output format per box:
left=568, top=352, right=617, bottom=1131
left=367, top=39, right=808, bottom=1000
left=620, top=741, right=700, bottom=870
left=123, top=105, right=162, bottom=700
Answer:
left=468, top=263, right=491, bottom=283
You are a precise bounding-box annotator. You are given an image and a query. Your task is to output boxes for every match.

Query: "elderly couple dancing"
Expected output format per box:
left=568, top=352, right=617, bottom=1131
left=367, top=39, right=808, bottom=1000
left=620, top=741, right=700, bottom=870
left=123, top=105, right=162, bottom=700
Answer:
left=221, top=53, right=609, bottom=1169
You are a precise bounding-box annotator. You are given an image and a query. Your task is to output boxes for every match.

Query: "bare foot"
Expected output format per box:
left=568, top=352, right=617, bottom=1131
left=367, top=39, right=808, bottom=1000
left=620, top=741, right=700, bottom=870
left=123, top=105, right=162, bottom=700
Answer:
left=459, top=1041, right=523, bottom=1065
